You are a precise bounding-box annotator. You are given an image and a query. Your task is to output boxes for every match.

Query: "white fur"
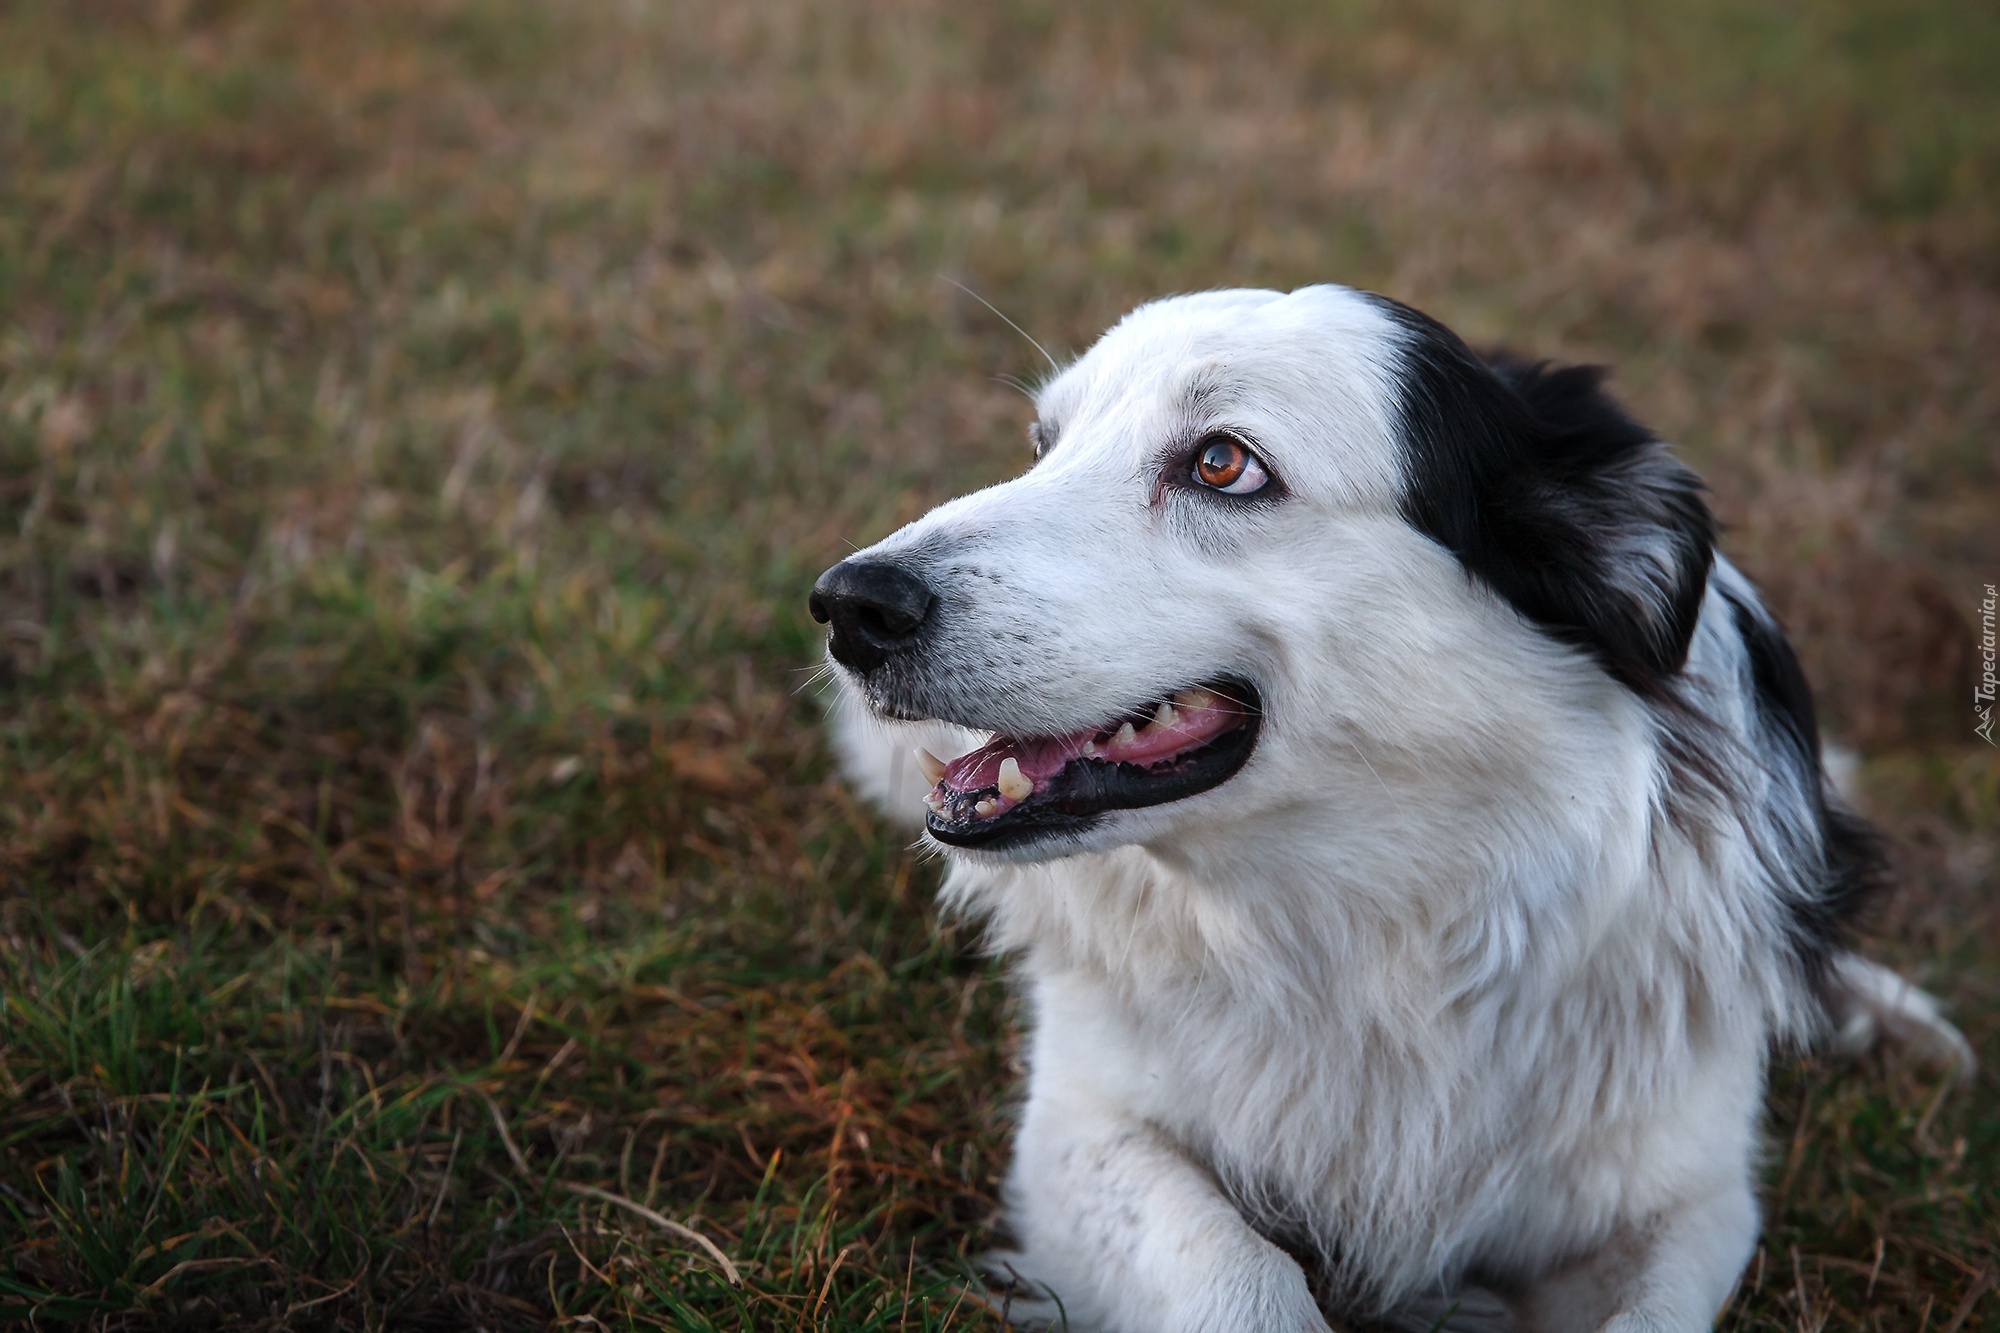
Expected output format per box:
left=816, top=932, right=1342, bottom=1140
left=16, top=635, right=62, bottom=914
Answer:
left=822, top=286, right=1969, bottom=1331
left=1824, top=954, right=1976, bottom=1079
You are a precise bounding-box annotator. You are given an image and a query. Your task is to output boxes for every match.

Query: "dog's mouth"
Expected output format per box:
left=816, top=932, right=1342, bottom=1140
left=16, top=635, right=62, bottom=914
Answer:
left=920, top=679, right=1261, bottom=850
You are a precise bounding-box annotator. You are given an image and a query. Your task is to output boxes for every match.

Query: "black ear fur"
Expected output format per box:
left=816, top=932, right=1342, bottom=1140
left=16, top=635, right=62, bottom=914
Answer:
left=1720, top=586, right=1885, bottom=986
left=1372, top=297, right=1716, bottom=696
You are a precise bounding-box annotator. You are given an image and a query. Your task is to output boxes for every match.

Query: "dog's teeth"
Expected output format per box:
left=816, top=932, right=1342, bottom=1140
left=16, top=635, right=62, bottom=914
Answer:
left=1112, top=722, right=1137, bottom=748
left=913, top=746, right=947, bottom=786
left=1173, top=687, right=1216, bottom=713
left=974, top=796, right=999, bottom=819
left=924, top=790, right=946, bottom=812
left=1150, top=701, right=1180, bottom=732
left=996, top=757, right=1033, bottom=802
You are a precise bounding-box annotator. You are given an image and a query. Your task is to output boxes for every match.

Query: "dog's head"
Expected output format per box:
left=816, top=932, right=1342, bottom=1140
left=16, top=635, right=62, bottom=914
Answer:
left=812, top=286, right=1714, bottom=862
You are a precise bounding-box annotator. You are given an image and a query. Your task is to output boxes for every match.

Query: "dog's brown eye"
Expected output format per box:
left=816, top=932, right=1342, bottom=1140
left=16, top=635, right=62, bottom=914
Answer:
left=1193, top=434, right=1269, bottom=495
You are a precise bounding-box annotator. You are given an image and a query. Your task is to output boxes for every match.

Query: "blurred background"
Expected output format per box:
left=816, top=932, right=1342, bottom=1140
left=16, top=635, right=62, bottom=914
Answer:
left=1, top=0, right=1994, bottom=1327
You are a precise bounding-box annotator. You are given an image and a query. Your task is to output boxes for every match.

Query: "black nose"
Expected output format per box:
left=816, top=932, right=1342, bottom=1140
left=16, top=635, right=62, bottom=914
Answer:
left=809, top=559, right=935, bottom=673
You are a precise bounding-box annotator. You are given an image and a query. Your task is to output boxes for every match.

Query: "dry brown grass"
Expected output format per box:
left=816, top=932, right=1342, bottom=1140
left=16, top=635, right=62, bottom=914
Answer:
left=0, top=0, right=1994, bottom=1328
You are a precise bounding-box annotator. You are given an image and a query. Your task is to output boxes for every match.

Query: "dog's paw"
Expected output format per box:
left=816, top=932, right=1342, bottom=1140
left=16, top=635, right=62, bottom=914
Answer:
left=1595, top=1314, right=1679, bottom=1333
left=1381, top=1286, right=1518, bottom=1333
left=975, top=1245, right=1333, bottom=1333
left=974, top=1250, right=1076, bottom=1329
left=1184, top=1247, right=1334, bottom=1333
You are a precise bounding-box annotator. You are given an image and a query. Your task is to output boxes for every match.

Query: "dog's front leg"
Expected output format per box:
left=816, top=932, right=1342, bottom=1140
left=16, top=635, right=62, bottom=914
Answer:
left=1512, top=1185, right=1757, bottom=1333
left=996, top=1088, right=1332, bottom=1333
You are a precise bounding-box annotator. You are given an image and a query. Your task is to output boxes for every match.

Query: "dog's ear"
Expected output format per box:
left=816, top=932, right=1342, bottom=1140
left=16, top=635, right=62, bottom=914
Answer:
left=1374, top=299, right=1715, bottom=696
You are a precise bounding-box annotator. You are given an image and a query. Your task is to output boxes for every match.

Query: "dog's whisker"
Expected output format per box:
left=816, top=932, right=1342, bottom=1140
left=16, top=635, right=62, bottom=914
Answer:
left=1345, top=739, right=1401, bottom=812
left=938, top=273, right=1059, bottom=373
left=992, top=373, right=1039, bottom=404
left=792, top=662, right=838, bottom=698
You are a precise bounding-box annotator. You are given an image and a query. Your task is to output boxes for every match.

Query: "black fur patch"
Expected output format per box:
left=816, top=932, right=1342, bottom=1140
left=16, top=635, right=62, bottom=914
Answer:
left=1375, top=294, right=1878, bottom=986
left=1724, top=589, right=1884, bottom=985
left=1372, top=297, right=1716, bottom=698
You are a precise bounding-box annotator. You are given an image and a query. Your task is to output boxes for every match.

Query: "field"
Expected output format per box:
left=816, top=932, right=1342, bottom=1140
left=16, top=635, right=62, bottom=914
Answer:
left=0, top=0, right=1995, bottom=1328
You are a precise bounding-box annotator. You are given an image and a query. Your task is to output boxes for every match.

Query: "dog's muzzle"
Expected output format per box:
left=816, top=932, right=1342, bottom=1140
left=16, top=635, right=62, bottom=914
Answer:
left=810, top=554, right=1263, bottom=855
left=809, top=558, right=934, bottom=674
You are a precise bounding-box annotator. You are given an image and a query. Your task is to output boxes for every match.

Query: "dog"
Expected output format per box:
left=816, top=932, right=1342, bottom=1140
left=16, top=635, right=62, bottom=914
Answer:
left=808, top=286, right=1971, bottom=1332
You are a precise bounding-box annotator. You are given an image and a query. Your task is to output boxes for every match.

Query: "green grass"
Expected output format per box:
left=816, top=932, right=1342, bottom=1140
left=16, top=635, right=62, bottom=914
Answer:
left=0, top=0, right=1994, bottom=1327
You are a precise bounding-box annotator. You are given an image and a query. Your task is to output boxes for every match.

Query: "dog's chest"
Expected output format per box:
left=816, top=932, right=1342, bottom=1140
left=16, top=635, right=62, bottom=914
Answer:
left=1030, top=940, right=1742, bottom=1296
left=1111, top=971, right=1492, bottom=1190
left=1041, top=961, right=1484, bottom=1207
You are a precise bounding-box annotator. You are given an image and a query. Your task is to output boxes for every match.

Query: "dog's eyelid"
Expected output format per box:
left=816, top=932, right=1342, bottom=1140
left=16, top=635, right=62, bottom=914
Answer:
left=1029, top=420, right=1058, bottom=461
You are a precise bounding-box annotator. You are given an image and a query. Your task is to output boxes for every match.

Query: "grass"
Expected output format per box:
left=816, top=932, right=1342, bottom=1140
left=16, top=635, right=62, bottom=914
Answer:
left=0, top=0, right=1994, bottom=1327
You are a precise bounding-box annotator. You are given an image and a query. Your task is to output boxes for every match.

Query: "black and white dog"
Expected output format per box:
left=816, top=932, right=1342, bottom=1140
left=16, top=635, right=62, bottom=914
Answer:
left=809, top=287, right=1970, bottom=1332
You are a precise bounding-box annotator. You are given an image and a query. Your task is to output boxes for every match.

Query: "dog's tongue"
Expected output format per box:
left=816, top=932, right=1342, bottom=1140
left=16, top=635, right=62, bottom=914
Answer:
left=935, top=688, right=1248, bottom=817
